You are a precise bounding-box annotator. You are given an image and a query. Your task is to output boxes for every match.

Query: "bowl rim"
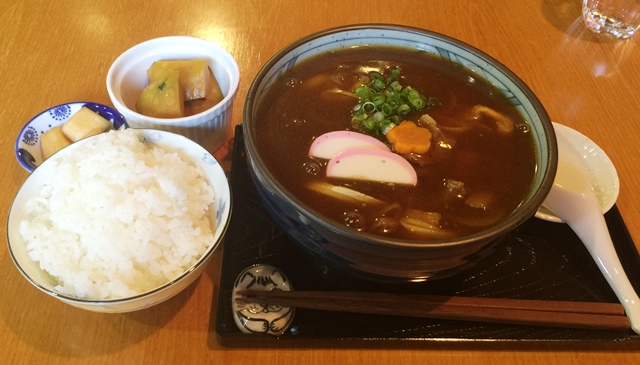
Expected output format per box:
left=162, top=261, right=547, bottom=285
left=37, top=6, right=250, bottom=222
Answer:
left=105, top=35, right=240, bottom=126
left=7, top=128, right=233, bottom=305
left=14, top=101, right=129, bottom=173
left=243, top=23, right=558, bottom=250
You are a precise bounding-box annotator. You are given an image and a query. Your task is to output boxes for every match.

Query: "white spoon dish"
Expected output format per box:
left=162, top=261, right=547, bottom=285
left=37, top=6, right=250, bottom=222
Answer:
left=535, top=122, right=619, bottom=223
left=540, top=130, right=640, bottom=334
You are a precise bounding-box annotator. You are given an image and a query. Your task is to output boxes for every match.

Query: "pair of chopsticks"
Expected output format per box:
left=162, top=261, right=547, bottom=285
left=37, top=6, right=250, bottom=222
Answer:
left=235, top=290, right=630, bottom=331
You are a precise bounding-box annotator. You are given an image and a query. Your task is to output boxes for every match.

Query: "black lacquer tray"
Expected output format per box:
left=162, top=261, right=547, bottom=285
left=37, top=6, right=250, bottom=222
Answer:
left=212, top=125, right=640, bottom=349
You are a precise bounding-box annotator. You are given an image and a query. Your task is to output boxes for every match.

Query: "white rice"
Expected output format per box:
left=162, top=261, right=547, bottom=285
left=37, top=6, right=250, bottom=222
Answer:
left=18, top=129, right=215, bottom=300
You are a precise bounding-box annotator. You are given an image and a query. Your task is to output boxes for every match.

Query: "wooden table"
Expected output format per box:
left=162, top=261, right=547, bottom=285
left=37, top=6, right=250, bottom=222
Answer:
left=2, top=0, right=639, bottom=363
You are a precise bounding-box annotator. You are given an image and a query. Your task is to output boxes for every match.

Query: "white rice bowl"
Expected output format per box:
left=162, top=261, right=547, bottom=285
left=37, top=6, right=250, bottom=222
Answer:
left=7, top=128, right=231, bottom=312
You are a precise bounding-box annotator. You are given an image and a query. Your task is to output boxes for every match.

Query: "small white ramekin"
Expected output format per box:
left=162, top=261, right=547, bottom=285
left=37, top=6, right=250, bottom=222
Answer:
left=106, top=36, right=240, bottom=152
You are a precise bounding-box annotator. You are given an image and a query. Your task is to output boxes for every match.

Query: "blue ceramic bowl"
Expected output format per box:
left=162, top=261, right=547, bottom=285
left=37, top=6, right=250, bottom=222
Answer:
left=243, top=24, right=557, bottom=283
left=15, top=101, right=128, bottom=172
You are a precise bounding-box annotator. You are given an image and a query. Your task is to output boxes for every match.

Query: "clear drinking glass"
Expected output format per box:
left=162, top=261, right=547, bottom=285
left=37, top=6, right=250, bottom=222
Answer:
left=582, top=0, right=640, bottom=39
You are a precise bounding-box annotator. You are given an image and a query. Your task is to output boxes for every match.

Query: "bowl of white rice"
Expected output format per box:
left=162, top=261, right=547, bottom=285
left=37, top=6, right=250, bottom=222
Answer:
left=7, top=128, right=231, bottom=312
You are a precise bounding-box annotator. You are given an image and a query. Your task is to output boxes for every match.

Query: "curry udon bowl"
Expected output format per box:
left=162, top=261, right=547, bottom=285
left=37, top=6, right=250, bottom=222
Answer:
left=243, top=24, right=557, bottom=283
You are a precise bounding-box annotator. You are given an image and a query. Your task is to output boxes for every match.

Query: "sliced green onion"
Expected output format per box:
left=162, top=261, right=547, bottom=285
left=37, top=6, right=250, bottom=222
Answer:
left=372, top=93, right=386, bottom=108
left=350, top=67, right=436, bottom=136
left=411, top=97, right=426, bottom=110
left=372, top=78, right=386, bottom=91
left=351, top=117, right=363, bottom=129
left=387, top=67, right=401, bottom=83
left=352, top=113, right=366, bottom=122
left=386, top=97, right=400, bottom=109
left=381, top=103, right=393, bottom=117
left=363, top=117, right=378, bottom=131
left=373, top=111, right=385, bottom=121
left=354, top=85, right=369, bottom=98
left=397, top=104, right=411, bottom=115
left=362, top=101, right=376, bottom=113
left=380, top=120, right=395, bottom=135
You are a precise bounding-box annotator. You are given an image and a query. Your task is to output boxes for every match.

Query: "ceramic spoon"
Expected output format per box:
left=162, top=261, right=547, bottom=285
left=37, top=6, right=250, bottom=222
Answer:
left=542, top=132, right=640, bottom=334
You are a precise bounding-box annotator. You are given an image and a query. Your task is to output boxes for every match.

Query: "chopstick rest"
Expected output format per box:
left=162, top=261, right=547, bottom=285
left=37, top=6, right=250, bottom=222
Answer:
left=232, top=264, right=295, bottom=336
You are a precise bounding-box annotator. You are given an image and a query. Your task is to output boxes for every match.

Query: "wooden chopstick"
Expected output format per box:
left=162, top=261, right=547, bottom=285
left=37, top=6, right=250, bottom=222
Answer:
left=236, top=290, right=630, bottom=331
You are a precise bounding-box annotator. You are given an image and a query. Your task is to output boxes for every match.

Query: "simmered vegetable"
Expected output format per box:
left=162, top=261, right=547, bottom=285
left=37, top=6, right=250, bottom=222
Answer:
left=147, top=59, right=211, bottom=101
left=136, top=70, right=185, bottom=118
left=385, top=121, right=432, bottom=154
left=136, top=59, right=224, bottom=118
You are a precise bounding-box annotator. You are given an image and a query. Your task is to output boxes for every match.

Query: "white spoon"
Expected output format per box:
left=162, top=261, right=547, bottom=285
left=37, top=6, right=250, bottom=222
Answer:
left=541, top=131, right=640, bottom=334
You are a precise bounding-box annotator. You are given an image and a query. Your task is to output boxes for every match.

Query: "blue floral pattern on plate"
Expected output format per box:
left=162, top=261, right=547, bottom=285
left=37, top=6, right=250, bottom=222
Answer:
left=48, top=104, right=72, bottom=121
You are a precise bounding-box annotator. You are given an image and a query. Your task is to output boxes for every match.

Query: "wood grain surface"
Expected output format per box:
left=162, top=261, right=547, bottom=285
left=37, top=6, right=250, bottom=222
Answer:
left=1, top=0, right=639, bottom=363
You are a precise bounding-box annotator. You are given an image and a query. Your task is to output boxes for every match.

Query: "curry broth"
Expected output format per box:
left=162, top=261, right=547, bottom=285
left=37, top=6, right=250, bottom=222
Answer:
left=254, top=46, right=536, bottom=240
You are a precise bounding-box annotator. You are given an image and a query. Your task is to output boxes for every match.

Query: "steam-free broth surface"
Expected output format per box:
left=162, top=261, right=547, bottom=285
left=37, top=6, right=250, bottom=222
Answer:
left=254, top=46, right=536, bottom=240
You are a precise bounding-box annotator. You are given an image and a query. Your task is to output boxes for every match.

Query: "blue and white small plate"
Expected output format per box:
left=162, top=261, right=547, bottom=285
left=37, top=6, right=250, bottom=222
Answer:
left=15, top=102, right=128, bottom=172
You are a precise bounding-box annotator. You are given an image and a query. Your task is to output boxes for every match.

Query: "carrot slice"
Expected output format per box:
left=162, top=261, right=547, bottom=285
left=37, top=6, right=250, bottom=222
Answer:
left=386, top=121, right=432, bottom=154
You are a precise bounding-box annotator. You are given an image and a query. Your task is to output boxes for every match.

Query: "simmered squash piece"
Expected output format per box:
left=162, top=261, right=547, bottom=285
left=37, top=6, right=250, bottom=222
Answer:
left=148, top=60, right=210, bottom=101
left=136, top=70, right=185, bottom=118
